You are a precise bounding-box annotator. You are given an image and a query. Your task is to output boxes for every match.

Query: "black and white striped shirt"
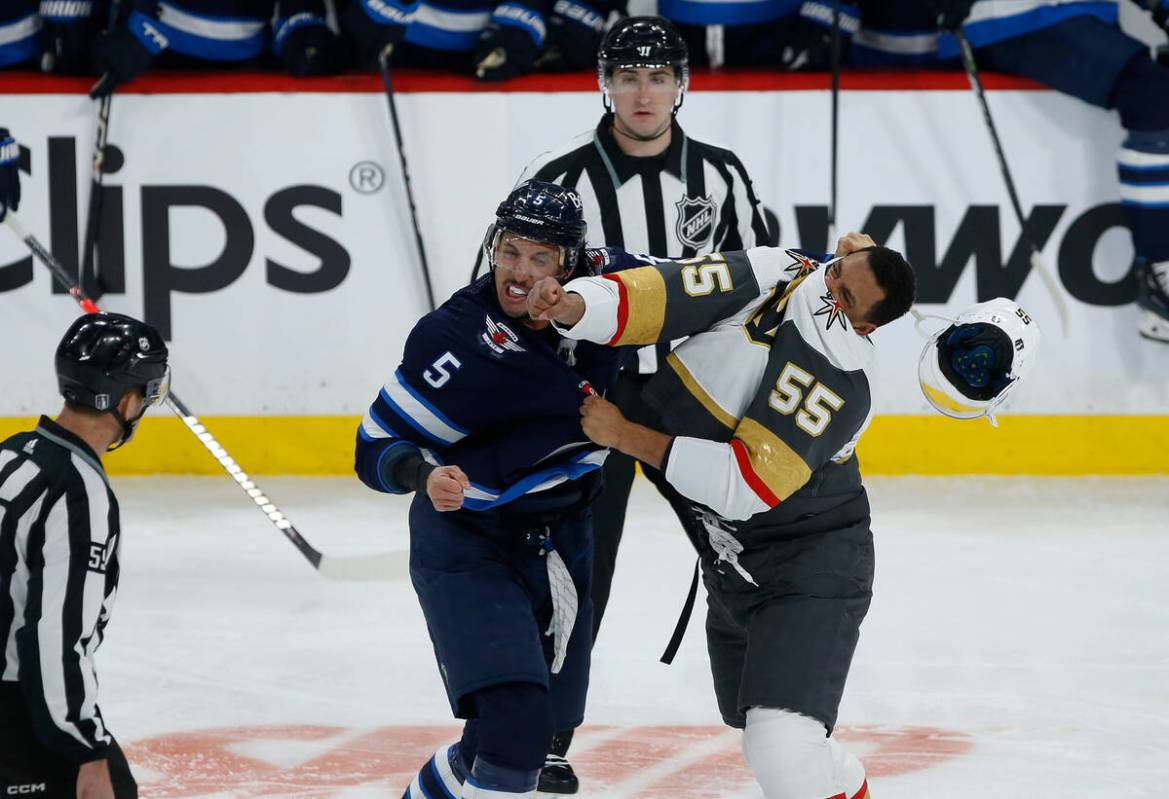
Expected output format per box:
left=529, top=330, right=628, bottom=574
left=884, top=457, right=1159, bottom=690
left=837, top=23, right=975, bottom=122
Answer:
left=0, top=417, right=120, bottom=763
left=520, top=114, right=775, bottom=372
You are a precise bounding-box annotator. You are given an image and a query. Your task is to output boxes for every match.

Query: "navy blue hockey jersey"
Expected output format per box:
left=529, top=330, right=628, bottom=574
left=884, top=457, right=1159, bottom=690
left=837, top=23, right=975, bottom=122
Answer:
left=355, top=256, right=642, bottom=511
left=349, top=0, right=547, bottom=53
left=0, top=2, right=39, bottom=68
left=127, top=0, right=329, bottom=62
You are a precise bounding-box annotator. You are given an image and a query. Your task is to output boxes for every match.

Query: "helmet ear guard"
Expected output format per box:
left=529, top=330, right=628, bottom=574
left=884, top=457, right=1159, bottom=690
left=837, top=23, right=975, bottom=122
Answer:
left=915, top=298, right=1041, bottom=425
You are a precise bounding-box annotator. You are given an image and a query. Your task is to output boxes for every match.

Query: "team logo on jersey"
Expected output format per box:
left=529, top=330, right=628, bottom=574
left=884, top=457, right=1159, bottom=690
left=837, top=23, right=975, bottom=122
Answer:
left=784, top=249, right=822, bottom=278
left=482, top=315, right=526, bottom=355
left=814, top=290, right=848, bottom=332
left=675, top=195, right=717, bottom=249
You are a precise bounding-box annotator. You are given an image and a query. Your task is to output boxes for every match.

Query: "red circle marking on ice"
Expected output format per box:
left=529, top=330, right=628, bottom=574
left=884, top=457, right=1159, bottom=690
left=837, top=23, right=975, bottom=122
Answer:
left=127, top=723, right=973, bottom=796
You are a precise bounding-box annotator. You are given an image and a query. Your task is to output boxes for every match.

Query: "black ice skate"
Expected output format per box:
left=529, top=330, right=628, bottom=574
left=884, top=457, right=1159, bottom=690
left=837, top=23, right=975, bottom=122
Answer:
left=537, top=753, right=579, bottom=794
left=1136, top=258, right=1169, bottom=342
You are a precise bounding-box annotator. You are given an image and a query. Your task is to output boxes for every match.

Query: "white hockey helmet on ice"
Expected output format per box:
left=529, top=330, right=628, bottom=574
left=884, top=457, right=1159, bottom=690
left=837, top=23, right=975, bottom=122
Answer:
left=917, top=298, right=1041, bottom=422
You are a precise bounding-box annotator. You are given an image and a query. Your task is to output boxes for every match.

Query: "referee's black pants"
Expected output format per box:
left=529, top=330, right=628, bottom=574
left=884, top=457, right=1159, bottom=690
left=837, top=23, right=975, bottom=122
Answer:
left=0, top=682, right=137, bottom=798
left=589, top=371, right=706, bottom=643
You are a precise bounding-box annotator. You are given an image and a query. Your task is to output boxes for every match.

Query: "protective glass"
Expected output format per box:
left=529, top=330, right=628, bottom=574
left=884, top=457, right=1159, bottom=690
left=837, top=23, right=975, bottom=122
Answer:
left=144, top=366, right=171, bottom=407
left=604, top=69, right=683, bottom=96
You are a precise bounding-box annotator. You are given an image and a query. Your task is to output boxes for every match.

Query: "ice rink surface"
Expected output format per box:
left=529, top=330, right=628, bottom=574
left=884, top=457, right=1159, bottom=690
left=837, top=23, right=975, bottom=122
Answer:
left=93, top=474, right=1168, bottom=798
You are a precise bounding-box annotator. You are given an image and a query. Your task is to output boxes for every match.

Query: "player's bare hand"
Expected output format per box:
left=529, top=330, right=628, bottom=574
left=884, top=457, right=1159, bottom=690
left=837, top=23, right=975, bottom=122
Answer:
left=77, top=758, right=115, bottom=799
left=427, top=465, right=470, bottom=512
left=834, top=232, right=876, bottom=258
left=580, top=394, right=626, bottom=448
left=528, top=277, right=585, bottom=325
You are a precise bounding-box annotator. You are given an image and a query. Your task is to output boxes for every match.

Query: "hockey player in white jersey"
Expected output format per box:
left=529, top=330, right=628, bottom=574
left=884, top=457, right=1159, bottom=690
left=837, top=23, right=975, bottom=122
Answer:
left=529, top=233, right=910, bottom=799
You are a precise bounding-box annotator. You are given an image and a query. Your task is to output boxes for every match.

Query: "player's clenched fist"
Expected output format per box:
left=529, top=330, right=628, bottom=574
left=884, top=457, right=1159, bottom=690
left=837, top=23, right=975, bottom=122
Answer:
left=528, top=277, right=586, bottom=325
left=834, top=231, right=877, bottom=258
left=426, top=465, right=471, bottom=512
left=580, top=394, right=626, bottom=448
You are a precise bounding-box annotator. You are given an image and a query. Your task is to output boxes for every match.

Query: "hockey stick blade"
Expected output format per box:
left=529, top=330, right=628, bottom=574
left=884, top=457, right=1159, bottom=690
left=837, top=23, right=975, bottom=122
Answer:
left=4, top=212, right=403, bottom=581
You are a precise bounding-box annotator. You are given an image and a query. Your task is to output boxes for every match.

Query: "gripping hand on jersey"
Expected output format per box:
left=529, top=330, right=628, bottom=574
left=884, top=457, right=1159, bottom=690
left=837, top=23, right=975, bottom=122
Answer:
left=427, top=465, right=471, bottom=512
left=528, top=276, right=585, bottom=325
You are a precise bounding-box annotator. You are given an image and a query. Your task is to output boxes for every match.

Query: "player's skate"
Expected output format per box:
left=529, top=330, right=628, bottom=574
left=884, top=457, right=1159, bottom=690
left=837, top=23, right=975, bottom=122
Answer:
left=537, top=753, right=579, bottom=794
left=1137, top=258, right=1169, bottom=342
left=537, top=731, right=579, bottom=794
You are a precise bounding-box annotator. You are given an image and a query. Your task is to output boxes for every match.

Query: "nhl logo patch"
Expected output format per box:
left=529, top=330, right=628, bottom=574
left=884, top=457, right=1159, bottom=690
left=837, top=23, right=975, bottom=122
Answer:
left=482, top=315, right=526, bottom=355
left=675, top=195, right=717, bottom=249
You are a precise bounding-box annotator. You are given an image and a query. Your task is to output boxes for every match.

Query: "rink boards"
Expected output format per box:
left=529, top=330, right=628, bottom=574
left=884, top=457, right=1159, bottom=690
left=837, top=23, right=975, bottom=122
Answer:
left=0, top=72, right=1165, bottom=474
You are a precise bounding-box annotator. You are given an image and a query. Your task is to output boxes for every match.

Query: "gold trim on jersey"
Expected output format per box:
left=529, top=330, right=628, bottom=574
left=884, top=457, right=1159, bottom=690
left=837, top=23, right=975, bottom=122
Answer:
left=612, top=267, right=668, bottom=346
left=666, top=353, right=738, bottom=431
left=742, top=276, right=806, bottom=349
left=735, top=417, right=813, bottom=502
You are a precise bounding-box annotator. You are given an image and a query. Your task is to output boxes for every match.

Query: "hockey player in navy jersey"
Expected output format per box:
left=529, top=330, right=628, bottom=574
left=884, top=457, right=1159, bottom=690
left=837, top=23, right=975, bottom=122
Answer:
left=852, top=0, right=1169, bottom=343
left=355, top=181, right=633, bottom=799
left=338, top=0, right=626, bottom=80
left=88, top=0, right=344, bottom=96
left=0, top=3, right=41, bottom=69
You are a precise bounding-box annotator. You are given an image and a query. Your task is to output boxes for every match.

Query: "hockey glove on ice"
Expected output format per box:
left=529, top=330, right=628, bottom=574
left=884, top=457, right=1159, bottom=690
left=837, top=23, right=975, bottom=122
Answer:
left=340, top=0, right=410, bottom=69
left=475, top=4, right=544, bottom=81
left=90, top=7, right=168, bottom=98
left=537, top=0, right=605, bottom=71
left=276, top=16, right=344, bottom=76
left=0, top=130, right=20, bottom=222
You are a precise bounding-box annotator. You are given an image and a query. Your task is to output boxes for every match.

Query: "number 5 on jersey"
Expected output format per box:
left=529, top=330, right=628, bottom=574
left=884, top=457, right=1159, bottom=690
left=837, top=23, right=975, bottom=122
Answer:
left=680, top=254, right=733, bottom=297
left=768, top=361, right=844, bottom=436
left=424, top=352, right=462, bottom=388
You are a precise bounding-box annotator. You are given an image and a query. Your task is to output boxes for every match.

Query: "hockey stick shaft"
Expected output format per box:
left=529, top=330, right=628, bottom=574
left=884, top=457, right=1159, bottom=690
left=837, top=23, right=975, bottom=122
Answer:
left=79, top=0, right=123, bottom=299
left=3, top=213, right=404, bottom=581
left=954, top=28, right=1069, bottom=335
left=379, top=49, right=437, bottom=311
left=828, top=6, right=841, bottom=245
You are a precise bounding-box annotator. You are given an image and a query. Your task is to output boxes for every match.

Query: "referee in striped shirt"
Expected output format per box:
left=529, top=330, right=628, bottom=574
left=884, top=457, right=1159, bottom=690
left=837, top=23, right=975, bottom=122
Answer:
left=1, top=312, right=169, bottom=799
left=517, top=16, right=776, bottom=792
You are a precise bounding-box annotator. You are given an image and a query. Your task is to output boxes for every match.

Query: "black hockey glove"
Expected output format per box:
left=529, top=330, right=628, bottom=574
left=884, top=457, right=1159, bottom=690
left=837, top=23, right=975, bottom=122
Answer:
left=37, top=1, right=101, bottom=75
left=536, top=0, right=606, bottom=71
left=90, top=9, right=168, bottom=98
left=340, top=0, right=409, bottom=69
left=933, top=0, right=977, bottom=30
left=277, top=17, right=344, bottom=76
left=475, top=5, right=545, bottom=81
left=0, top=129, right=20, bottom=223
left=777, top=2, right=859, bottom=71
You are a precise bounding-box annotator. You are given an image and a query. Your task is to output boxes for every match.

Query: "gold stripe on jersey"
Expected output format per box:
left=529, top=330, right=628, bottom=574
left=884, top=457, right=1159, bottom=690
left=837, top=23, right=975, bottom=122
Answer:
left=735, top=416, right=813, bottom=502
left=666, top=353, right=738, bottom=430
left=611, top=267, right=668, bottom=346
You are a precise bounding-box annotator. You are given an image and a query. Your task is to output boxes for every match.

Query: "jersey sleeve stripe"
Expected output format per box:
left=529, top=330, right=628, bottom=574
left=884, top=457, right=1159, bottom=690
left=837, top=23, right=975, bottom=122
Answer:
left=665, top=352, right=738, bottom=430
left=603, top=267, right=667, bottom=346
left=602, top=273, right=629, bottom=345
left=734, top=417, right=813, bottom=505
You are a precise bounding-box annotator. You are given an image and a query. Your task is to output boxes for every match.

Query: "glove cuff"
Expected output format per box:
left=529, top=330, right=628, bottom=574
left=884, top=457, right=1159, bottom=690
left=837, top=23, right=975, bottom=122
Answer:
left=0, top=135, right=18, bottom=166
left=38, top=1, right=95, bottom=22
left=358, top=0, right=415, bottom=26
left=799, top=1, right=860, bottom=35
left=273, top=12, right=329, bottom=54
left=551, top=0, right=604, bottom=34
left=491, top=3, right=546, bottom=48
left=127, top=9, right=169, bottom=55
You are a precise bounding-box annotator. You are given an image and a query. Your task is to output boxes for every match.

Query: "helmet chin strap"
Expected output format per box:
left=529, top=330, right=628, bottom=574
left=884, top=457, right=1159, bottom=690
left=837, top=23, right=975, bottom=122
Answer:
left=106, top=404, right=148, bottom=452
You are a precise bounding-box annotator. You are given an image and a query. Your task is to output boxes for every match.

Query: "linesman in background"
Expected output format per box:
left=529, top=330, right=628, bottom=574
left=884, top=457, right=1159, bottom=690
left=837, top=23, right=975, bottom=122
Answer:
left=0, top=312, right=170, bottom=799
left=516, top=16, right=776, bottom=792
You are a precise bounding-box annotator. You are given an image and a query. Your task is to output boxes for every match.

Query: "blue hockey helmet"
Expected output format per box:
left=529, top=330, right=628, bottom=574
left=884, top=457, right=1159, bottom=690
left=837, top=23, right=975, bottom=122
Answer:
left=485, top=180, right=588, bottom=278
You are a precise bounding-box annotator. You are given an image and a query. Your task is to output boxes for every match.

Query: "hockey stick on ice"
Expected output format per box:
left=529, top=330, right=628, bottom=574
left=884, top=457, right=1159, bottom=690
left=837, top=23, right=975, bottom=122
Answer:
left=4, top=213, right=407, bottom=582
left=378, top=47, right=437, bottom=311
left=954, top=27, right=1069, bottom=335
